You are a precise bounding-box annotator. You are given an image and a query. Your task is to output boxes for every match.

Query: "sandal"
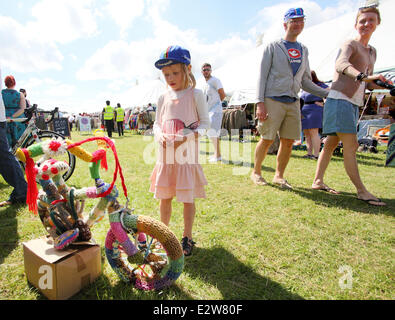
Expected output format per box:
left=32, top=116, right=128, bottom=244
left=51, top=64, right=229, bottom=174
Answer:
left=181, top=237, right=196, bottom=256
left=251, top=172, right=267, bottom=186
left=303, top=154, right=319, bottom=160
left=312, top=183, right=340, bottom=195
left=272, top=178, right=293, bottom=190
left=357, top=198, right=386, bottom=207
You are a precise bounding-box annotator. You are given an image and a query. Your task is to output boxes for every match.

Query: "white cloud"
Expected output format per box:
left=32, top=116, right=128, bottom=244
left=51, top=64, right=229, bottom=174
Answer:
left=0, top=0, right=100, bottom=73
left=77, top=0, right=255, bottom=85
left=105, top=0, right=145, bottom=37
left=24, top=77, right=76, bottom=98
left=27, top=0, right=99, bottom=44
left=0, top=16, right=63, bottom=72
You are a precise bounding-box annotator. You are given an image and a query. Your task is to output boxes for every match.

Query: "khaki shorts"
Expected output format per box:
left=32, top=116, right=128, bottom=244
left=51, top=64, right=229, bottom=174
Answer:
left=257, top=98, right=301, bottom=140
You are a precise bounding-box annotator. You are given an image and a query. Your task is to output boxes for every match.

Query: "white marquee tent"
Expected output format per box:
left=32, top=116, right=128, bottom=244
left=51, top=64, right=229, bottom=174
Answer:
left=122, top=78, right=166, bottom=110
left=216, top=0, right=394, bottom=106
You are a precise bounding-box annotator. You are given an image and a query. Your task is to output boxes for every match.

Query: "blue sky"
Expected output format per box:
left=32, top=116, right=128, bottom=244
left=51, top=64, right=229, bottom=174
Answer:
left=0, top=0, right=370, bottom=114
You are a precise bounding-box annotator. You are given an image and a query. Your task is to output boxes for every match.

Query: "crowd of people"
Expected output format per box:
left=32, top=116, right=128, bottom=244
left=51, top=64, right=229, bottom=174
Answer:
left=148, top=5, right=390, bottom=256
left=0, top=5, right=391, bottom=257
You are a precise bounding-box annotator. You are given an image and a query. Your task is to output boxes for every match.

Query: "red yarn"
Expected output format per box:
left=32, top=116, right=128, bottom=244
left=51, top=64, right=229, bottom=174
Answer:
left=101, top=152, right=108, bottom=171
left=51, top=199, right=67, bottom=206
left=48, top=140, right=62, bottom=152
left=67, top=137, right=128, bottom=199
left=91, top=149, right=108, bottom=171
left=23, top=149, right=38, bottom=215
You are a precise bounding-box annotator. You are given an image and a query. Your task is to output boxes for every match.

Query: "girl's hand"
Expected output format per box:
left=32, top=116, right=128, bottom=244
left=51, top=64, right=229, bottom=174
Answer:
left=159, top=133, right=169, bottom=149
left=173, top=135, right=187, bottom=149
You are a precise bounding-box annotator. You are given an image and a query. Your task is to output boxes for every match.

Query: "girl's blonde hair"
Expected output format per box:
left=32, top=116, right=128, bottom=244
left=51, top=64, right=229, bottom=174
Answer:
left=356, top=6, right=381, bottom=25
left=181, top=64, right=196, bottom=90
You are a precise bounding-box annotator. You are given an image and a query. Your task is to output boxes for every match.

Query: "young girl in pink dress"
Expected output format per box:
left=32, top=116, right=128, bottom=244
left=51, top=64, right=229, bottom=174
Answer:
left=150, top=46, right=210, bottom=256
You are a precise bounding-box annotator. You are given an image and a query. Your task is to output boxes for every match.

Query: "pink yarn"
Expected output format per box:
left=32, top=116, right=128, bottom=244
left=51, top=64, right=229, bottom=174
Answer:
left=138, top=233, right=147, bottom=243
left=111, top=222, right=128, bottom=243
left=105, top=229, right=117, bottom=250
left=86, top=187, right=98, bottom=198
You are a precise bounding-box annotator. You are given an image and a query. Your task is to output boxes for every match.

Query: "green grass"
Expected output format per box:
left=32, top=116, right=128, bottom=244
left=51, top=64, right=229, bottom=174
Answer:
left=0, top=131, right=394, bottom=300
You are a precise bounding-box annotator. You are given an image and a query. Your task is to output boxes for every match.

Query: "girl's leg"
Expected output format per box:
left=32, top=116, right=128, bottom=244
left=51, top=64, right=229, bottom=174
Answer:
left=210, top=137, right=221, bottom=159
left=337, top=133, right=385, bottom=204
left=160, top=198, right=173, bottom=226
left=183, top=202, right=196, bottom=239
left=312, top=135, right=340, bottom=193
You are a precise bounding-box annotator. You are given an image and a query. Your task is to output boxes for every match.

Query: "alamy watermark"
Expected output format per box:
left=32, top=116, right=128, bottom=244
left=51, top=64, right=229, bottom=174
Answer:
left=338, top=265, right=353, bottom=290
left=38, top=265, right=53, bottom=290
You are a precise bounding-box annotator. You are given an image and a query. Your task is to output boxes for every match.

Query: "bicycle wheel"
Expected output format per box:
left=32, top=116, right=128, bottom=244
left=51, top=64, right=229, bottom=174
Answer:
left=24, top=130, right=76, bottom=181
left=105, top=212, right=184, bottom=291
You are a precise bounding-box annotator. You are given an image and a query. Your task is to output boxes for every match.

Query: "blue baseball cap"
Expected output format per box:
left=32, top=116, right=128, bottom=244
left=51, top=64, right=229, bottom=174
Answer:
left=155, top=45, right=191, bottom=70
left=284, top=8, right=305, bottom=22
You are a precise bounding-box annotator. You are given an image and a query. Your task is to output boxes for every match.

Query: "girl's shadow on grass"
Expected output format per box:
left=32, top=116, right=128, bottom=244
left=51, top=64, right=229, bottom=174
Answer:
left=292, top=188, right=394, bottom=217
left=71, top=247, right=303, bottom=300
left=71, top=247, right=194, bottom=300
left=184, top=246, right=303, bottom=300
left=73, top=273, right=194, bottom=300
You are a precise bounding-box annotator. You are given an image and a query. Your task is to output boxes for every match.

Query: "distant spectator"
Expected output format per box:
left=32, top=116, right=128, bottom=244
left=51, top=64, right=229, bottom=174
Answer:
left=115, top=103, right=125, bottom=137
left=102, top=100, right=114, bottom=137
left=300, top=71, right=329, bottom=159
left=68, top=114, right=75, bottom=131
left=2, top=75, right=27, bottom=148
left=19, top=88, right=30, bottom=108
left=201, top=63, right=226, bottom=163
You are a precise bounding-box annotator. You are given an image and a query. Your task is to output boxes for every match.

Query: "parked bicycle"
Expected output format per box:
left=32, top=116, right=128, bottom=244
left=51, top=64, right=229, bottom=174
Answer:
left=7, top=105, right=76, bottom=181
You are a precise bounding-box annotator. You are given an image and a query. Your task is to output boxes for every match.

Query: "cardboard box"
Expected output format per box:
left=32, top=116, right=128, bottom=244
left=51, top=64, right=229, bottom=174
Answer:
left=23, top=237, right=101, bottom=300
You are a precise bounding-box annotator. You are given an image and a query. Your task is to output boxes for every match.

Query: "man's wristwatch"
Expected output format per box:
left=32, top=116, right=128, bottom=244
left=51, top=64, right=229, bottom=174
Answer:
left=355, top=72, right=368, bottom=82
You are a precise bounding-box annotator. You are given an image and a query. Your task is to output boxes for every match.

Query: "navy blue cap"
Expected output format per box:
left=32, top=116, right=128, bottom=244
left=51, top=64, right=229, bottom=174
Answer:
left=155, top=45, right=191, bottom=70
left=284, top=8, right=305, bottom=22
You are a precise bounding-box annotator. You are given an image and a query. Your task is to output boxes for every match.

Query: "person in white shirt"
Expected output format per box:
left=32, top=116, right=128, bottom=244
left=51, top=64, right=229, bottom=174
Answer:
left=0, top=66, right=27, bottom=207
left=68, top=114, right=75, bottom=131
left=201, top=63, right=226, bottom=163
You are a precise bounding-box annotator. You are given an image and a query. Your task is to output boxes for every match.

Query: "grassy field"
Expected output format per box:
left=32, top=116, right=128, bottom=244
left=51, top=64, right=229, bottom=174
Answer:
left=0, top=130, right=394, bottom=300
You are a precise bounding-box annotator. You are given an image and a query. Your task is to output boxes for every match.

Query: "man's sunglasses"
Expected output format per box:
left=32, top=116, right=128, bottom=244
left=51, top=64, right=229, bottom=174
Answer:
left=202, top=68, right=211, bottom=72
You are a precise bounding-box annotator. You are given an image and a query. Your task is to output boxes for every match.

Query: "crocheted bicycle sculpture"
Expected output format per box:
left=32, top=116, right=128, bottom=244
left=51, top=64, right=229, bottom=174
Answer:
left=15, top=131, right=184, bottom=291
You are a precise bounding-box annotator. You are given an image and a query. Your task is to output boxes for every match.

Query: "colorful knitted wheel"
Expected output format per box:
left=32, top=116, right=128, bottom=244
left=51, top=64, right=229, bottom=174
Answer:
left=105, top=211, right=184, bottom=291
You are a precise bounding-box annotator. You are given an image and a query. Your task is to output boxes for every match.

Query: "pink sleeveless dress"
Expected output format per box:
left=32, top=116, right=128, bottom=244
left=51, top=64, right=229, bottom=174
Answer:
left=149, top=88, right=207, bottom=203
